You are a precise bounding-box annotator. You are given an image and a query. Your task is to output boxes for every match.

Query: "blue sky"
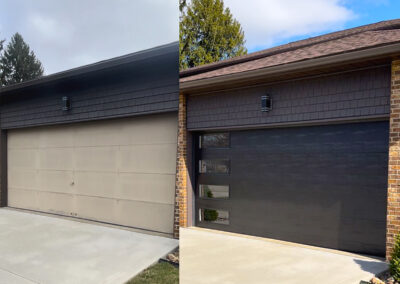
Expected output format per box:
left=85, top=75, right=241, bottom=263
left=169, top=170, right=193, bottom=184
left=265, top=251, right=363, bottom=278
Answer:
left=0, top=1, right=397, bottom=73
left=224, top=0, right=400, bottom=53
left=344, top=0, right=399, bottom=26
left=272, top=0, right=400, bottom=51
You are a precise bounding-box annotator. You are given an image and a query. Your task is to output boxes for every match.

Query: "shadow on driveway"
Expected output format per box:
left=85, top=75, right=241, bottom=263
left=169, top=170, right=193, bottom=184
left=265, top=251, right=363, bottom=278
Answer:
left=353, top=258, right=388, bottom=275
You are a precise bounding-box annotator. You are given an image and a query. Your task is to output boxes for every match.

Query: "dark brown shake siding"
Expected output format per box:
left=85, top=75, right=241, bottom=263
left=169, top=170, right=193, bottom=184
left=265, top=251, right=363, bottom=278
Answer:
left=0, top=43, right=179, bottom=129
left=187, top=66, right=390, bottom=130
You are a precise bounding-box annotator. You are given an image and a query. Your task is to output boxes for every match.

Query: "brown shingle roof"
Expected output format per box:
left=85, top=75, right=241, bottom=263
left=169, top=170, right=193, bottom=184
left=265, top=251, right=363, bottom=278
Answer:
left=180, top=19, right=400, bottom=83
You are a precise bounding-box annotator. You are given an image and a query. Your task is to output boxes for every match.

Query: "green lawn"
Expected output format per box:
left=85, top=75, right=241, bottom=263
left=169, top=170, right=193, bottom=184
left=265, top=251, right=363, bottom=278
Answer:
left=126, top=262, right=178, bottom=284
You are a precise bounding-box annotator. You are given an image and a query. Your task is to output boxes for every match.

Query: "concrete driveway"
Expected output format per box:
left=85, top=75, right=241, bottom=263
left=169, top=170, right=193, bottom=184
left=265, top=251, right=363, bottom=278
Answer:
left=0, top=208, right=178, bottom=284
left=180, top=227, right=388, bottom=284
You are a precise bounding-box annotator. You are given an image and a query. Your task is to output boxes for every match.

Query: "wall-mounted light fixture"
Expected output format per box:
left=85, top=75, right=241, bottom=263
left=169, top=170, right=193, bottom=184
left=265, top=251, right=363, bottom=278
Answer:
left=261, top=95, right=272, bottom=112
left=62, top=96, right=71, bottom=111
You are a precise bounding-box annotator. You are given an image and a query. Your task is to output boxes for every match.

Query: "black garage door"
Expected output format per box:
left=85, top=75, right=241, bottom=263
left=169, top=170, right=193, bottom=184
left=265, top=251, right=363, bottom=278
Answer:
left=195, top=121, right=388, bottom=256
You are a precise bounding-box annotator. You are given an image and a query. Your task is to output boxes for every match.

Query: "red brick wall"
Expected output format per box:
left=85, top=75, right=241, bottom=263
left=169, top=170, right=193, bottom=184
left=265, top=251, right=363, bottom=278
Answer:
left=173, top=92, right=187, bottom=238
left=387, top=59, right=400, bottom=259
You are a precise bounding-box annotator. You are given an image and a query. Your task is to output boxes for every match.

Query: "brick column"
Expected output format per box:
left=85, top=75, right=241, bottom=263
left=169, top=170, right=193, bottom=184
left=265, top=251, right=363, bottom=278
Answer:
left=387, top=59, right=400, bottom=259
left=173, top=92, right=187, bottom=238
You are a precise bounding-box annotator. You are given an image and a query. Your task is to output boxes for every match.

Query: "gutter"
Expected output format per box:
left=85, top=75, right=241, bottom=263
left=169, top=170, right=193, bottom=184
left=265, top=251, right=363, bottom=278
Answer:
left=180, top=42, right=400, bottom=92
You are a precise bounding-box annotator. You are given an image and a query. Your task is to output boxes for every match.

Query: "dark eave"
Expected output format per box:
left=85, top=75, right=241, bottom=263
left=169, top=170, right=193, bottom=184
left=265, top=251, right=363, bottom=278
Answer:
left=0, top=41, right=178, bottom=95
left=180, top=42, right=400, bottom=92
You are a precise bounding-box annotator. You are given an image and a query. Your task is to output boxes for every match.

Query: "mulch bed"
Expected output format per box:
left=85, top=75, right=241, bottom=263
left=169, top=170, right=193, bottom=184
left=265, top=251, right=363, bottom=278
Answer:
left=362, top=270, right=398, bottom=284
left=160, top=248, right=179, bottom=267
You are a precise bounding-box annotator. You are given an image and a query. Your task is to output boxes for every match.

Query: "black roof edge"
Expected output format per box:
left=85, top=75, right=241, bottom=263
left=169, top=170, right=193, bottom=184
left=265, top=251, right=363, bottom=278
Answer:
left=0, top=41, right=179, bottom=94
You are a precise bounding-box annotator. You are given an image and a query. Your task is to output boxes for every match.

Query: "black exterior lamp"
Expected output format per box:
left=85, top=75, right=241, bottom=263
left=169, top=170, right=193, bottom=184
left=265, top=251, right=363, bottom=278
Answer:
left=62, top=96, right=71, bottom=111
left=261, top=95, right=272, bottom=112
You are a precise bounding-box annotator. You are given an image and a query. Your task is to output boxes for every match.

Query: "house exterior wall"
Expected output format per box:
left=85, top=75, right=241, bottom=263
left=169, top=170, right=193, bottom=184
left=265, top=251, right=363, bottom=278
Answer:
left=0, top=46, right=179, bottom=129
left=0, top=43, right=180, bottom=237
left=177, top=64, right=393, bottom=249
left=387, top=59, right=400, bottom=259
left=187, top=65, right=391, bottom=130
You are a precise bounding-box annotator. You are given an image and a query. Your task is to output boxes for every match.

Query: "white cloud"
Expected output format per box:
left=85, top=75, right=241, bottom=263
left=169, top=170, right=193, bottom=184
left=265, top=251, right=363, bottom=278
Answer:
left=28, top=14, right=74, bottom=45
left=0, top=0, right=178, bottom=74
left=224, top=0, right=356, bottom=50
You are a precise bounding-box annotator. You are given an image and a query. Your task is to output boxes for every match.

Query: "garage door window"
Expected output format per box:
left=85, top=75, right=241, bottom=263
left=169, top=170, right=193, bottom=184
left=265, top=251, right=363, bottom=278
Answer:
left=199, top=159, right=230, bottom=174
left=200, top=133, right=229, bottom=148
left=199, top=184, right=229, bottom=199
left=199, top=208, right=229, bottom=225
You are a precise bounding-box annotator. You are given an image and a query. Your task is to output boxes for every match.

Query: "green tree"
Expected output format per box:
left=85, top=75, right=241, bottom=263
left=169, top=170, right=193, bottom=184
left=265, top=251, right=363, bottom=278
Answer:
left=179, top=0, right=247, bottom=70
left=0, top=36, right=5, bottom=68
left=0, top=33, right=43, bottom=86
left=179, top=0, right=187, bottom=12
left=390, top=234, right=400, bottom=281
left=0, top=38, right=4, bottom=54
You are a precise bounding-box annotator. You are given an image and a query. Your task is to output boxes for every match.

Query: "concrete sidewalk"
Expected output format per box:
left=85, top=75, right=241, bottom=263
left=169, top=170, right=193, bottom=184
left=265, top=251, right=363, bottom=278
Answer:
left=0, top=208, right=178, bottom=284
left=180, top=227, right=388, bottom=284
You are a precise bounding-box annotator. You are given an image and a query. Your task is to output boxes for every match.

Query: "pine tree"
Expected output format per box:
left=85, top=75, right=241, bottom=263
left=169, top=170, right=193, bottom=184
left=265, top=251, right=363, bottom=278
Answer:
left=0, top=33, right=44, bottom=86
left=179, top=0, right=247, bottom=70
left=179, top=0, right=187, bottom=12
left=0, top=38, right=4, bottom=54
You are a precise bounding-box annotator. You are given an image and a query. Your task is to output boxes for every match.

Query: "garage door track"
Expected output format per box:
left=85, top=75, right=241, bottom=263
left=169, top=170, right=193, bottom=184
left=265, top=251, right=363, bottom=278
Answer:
left=0, top=208, right=178, bottom=284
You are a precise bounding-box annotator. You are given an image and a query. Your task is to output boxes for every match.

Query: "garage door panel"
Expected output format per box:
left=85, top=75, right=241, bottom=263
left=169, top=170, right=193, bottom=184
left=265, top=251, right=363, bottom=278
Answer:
left=71, top=172, right=175, bottom=205
left=115, top=200, right=174, bottom=233
left=74, top=123, right=122, bottom=147
left=71, top=114, right=180, bottom=147
left=38, top=127, right=75, bottom=148
left=196, top=121, right=388, bottom=255
left=8, top=129, right=40, bottom=149
left=231, top=123, right=388, bottom=153
left=230, top=178, right=387, bottom=201
left=74, top=146, right=118, bottom=172
left=8, top=149, right=37, bottom=169
left=8, top=113, right=178, bottom=235
left=227, top=183, right=386, bottom=221
left=11, top=170, right=95, bottom=196
left=8, top=188, right=38, bottom=210
left=196, top=199, right=231, bottom=210
left=232, top=152, right=387, bottom=175
left=73, top=195, right=174, bottom=233
left=120, top=115, right=178, bottom=145
left=117, top=173, right=175, bottom=204
left=197, top=175, right=230, bottom=185
left=8, top=188, right=75, bottom=216
left=119, top=144, right=177, bottom=174
left=231, top=208, right=342, bottom=237
left=36, top=191, right=75, bottom=215
left=199, top=204, right=385, bottom=255
left=200, top=149, right=231, bottom=159
left=38, top=148, right=74, bottom=170
left=37, top=170, right=74, bottom=193
left=74, top=195, right=116, bottom=224
left=73, top=172, right=118, bottom=198
left=8, top=169, right=38, bottom=190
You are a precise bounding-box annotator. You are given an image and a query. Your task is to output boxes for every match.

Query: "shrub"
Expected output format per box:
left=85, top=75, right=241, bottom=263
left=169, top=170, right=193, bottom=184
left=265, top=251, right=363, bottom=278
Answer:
left=390, top=234, right=400, bottom=281
left=204, top=209, right=218, bottom=221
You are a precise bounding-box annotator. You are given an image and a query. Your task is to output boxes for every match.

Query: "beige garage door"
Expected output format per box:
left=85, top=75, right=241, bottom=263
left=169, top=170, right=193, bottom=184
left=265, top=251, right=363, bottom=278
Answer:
left=7, top=113, right=178, bottom=234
